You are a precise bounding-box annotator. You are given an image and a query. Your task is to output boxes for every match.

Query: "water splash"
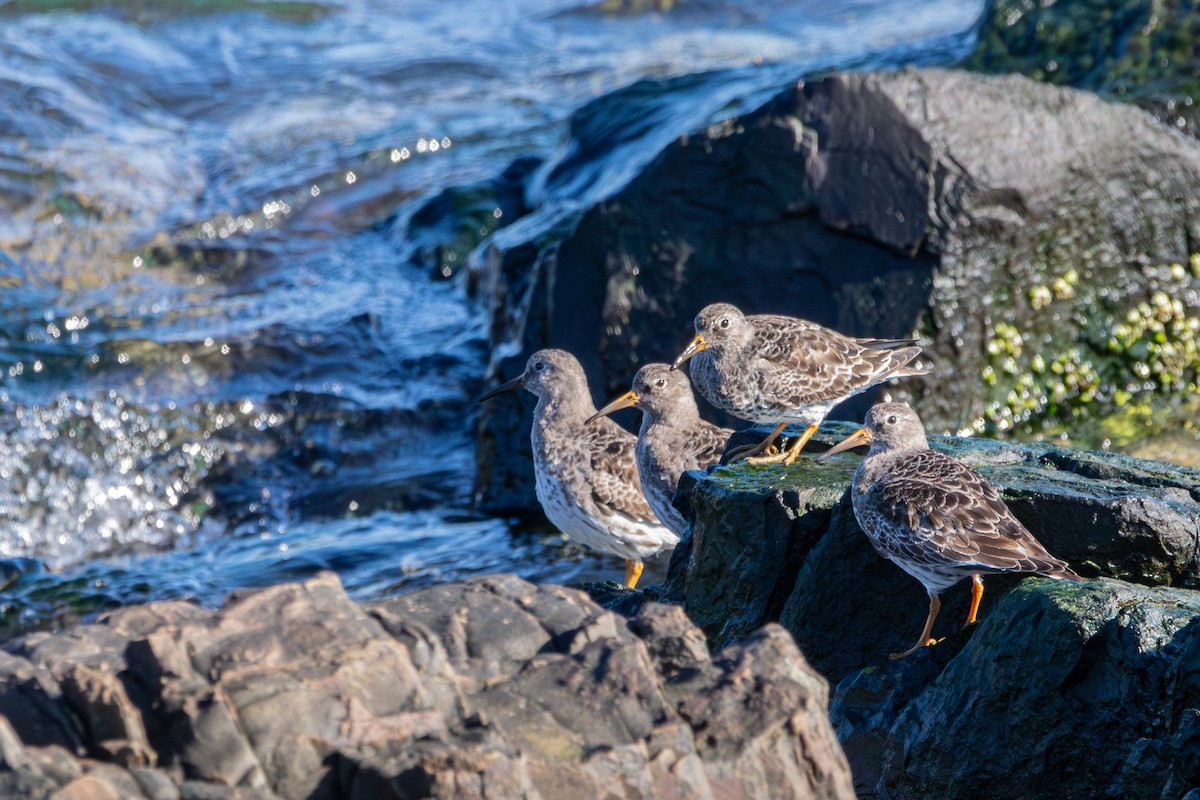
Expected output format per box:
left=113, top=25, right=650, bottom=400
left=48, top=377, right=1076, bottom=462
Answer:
left=0, top=393, right=222, bottom=568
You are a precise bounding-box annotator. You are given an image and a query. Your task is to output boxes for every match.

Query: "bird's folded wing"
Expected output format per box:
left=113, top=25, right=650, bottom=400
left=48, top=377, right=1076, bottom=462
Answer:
left=693, top=422, right=734, bottom=469
left=583, top=419, right=661, bottom=526
left=750, top=317, right=913, bottom=403
left=868, top=451, right=1065, bottom=573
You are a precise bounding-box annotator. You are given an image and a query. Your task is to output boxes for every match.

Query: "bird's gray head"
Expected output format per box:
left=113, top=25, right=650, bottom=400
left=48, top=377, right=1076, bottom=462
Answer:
left=672, top=302, right=749, bottom=369
left=862, top=402, right=929, bottom=453
left=694, top=303, right=749, bottom=350
left=819, top=402, right=929, bottom=461
left=586, top=363, right=697, bottom=425
left=630, top=363, right=696, bottom=419
left=517, top=349, right=587, bottom=401
left=479, top=348, right=588, bottom=404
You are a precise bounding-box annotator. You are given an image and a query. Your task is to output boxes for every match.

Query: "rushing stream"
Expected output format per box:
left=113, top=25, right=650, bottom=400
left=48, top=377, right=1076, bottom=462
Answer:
left=0, top=0, right=985, bottom=636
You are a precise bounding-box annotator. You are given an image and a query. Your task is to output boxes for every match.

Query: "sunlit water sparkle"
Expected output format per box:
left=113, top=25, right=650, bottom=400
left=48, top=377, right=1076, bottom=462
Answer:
left=0, top=0, right=985, bottom=637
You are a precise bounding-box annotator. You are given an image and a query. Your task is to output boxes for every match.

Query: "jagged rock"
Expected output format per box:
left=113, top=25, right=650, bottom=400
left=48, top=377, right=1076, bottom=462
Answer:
left=666, top=424, right=1200, bottom=674
left=472, top=65, right=1200, bottom=511
left=0, top=573, right=854, bottom=800
left=831, top=578, right=1200, bottom=799
left=59, top=664, right=154, bottom=768
left=653, top=425, right=1200, bottom=797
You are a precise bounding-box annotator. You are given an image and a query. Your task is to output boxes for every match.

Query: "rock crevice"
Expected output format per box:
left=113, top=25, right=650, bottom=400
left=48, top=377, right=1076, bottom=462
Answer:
left=0, top=573, right=854, bottom=800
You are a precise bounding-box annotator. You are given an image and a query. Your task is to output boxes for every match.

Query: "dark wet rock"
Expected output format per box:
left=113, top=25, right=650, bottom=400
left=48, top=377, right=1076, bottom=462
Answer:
left=831, top=578, right=1200, bottom=799
left=654, top=425, right=1200, bottom=798
left=398, top=156, right=540, bottom=281
left=473, top=65, right=1200, bottom=511
left=666, top=423, right=1200, bottom=675
left=965, top=0, right=1200, bottom=135
left=667, top=450, right=846, bottom=647
left=0, top=572, right=854, bottom=800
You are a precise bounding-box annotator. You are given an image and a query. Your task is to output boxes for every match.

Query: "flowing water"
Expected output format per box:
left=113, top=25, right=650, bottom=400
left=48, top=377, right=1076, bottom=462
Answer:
left=0, top=0, right=985, bottom=636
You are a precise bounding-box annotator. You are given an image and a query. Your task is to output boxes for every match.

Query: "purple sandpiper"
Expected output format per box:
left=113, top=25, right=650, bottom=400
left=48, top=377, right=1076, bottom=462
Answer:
left=820, top=402, right=1084, bottom=658
left=672, top=303, right=926, bottom=465
left=480, top=349, right=676, bottom=588
left=587, top=363, right=732, bottom=535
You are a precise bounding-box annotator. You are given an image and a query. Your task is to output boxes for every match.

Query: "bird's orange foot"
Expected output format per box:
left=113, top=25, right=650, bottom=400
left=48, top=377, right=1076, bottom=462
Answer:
left=746, top=424, right=817, bottom=466
left=726, top=441, right=779, bottom=461
left=624, top=559, right=644, bottom=589
left=888, top=637, right=943, bottom=660
left=745, top=448, right=794, bottom=465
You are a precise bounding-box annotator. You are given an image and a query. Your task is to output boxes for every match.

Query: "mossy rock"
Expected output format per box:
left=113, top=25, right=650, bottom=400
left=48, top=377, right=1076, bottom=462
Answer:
left=642, top=425, right=1200, bottom=798
left=833, top=577, right=1200, bottom=798
left=965, top=0, right=1200, bottom=135
left=474, top=66, right=1200, bottom=511
left=658, top=423, right=1200, bottom=666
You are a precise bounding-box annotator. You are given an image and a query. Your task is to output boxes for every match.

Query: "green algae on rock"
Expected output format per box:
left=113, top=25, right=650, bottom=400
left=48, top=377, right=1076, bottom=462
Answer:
left=964, top=0, right=1200, bottom=135
left=474, top=66, right=1200, bottom=511
left=980, top=258, right=1200, bottom=448
left=833, top=577, right=1200, bottom=798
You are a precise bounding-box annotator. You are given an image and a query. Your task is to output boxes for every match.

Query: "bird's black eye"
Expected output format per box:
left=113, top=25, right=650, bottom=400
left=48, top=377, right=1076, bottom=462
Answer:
left=719, top=318, right=730, bottom=329
left=655, top=378, right=666, bottom=388
left=534, top=362, right=545, bottom=371
left=886, top=414, right=898, bottom=425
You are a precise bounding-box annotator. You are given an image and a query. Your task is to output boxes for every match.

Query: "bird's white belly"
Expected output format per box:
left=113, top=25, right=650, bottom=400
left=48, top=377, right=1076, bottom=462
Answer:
left=890, top=557, right=966, bottom=596
left=533, top=459, right=675, bottom=561
left=642, top=476, right=687, bottom=537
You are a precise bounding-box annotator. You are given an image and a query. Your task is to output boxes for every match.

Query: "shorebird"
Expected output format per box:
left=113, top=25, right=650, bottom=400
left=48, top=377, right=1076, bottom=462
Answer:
left=479, top=349, right=675, bottom=588
left=671, top=303, right=925, bottom=465
left=587, top=363, right=732, bottom=535
left=820, top=402, right=1084, bottom=659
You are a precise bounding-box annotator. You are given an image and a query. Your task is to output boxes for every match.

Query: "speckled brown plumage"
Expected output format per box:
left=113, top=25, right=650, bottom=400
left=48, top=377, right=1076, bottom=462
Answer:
left=680, top=303, right=925, bottom=425
left=590, top=364, right=732, bottom=535
left=480, top=349, right=676, bottom=588
left=574, top=415, right=661, bottom=529
left=673, top=303, right=925, bottom=463
left=822, top=402, right=1082, bottom=658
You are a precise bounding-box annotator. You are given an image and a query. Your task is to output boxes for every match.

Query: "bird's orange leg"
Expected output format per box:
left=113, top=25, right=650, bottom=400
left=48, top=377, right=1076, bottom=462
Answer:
left=624, top=559, right=644, bottom=589
left=891, top=594, right=942, bottom=660
left=746, top=424, right=818, bottom=466
left=966, top=574, right=984, bottom=626
left=726, top=422, right=788, bottom=461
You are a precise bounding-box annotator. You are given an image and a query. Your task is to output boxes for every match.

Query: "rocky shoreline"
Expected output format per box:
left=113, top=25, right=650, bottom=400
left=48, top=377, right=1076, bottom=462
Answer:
left=0, top=572, right=854, bottom=799
left=3, top=429, right=1199, bottom=798
left=8, top=0, right=1200, bottom=796
left=472, top=64, right=1200, bottom=512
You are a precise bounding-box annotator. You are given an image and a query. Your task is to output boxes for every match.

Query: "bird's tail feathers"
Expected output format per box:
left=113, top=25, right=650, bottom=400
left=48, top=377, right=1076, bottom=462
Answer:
left=1037, top=559, right=1085, bottom=582
left=860, top=336, right=920, bottom=350
left=893, top=365, right=930, bottom=378
left=873, top=345, right=926, bottom=381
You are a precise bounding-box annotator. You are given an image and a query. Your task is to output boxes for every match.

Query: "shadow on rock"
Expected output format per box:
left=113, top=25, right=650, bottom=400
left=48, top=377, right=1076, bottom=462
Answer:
left=644, top=423, right=1200, bottom=799
left=0, top=573, right=855, bottom=800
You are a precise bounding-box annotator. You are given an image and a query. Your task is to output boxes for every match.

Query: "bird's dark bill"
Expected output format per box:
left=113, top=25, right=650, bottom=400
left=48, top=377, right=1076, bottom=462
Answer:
left=478, top=375, right=525, bottom=402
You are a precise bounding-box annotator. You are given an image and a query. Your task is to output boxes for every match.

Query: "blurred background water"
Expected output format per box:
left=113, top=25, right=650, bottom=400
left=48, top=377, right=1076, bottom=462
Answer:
left=0, top=0, right=986, bottom=636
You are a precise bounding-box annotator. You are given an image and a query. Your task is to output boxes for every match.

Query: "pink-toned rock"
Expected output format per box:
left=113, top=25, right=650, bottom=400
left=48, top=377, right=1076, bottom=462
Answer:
left=0, top=573, right=853, bottom=799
